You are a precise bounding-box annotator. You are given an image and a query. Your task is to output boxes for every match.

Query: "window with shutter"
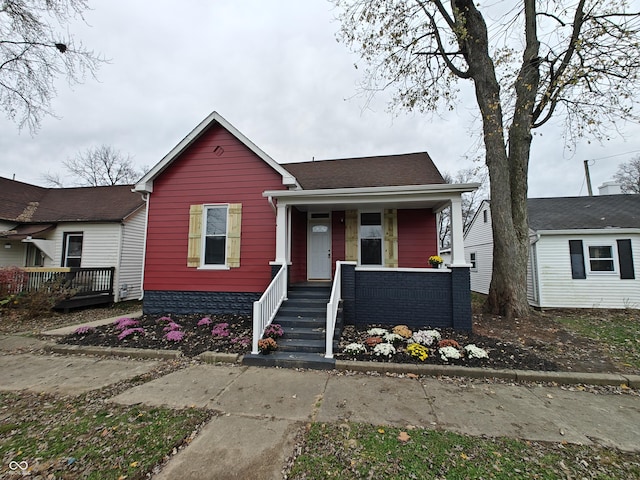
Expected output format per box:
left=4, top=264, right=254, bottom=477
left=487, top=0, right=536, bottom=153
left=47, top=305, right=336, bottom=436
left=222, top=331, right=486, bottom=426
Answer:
left=186, top=203, right=242, bottom=268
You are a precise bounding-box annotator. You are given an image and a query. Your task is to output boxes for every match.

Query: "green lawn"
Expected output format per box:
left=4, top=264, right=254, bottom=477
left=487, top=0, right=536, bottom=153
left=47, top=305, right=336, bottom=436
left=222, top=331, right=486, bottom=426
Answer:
left=0, top=391, right=211, bottom=479
left=557, top=311, right=640, bottom=370
left=289, top=423, right=640, bottom=479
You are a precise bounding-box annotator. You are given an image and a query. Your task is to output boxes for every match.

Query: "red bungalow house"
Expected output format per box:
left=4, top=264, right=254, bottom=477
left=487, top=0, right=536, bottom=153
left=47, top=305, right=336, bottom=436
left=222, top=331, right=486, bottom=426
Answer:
left=135, top=112, right=477, bottom=366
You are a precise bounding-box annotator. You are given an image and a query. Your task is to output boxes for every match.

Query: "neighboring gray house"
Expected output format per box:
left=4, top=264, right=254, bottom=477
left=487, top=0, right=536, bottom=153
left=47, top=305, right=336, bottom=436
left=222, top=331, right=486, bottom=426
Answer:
left=0, top=177, right=147, bottom=303
left=464, top=193, right=640, bottom=309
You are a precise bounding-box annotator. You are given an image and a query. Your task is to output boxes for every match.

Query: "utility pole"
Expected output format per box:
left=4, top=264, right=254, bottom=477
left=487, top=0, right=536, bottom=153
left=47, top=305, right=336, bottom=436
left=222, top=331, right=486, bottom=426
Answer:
left=583, top=160, right=593, bottom=196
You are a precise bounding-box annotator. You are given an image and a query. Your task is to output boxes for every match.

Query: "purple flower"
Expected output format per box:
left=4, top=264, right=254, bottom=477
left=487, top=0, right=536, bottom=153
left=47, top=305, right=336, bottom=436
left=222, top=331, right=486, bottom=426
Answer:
left=264, top=323, right=284, bottom=339
left=118, top=328, right=145, bottom=341
left=197, top=317, right=212, bottom=327
left=231, top=336, right=251, bottom=347
left=165, top=330, right=185, bottom=342
left=163, top=321, right=182, bottom=332
left=74, top=325, right=95, bottom=335
left=211, top=323, right=230, bottom=338
left=114, top=317, right=139, bottom=330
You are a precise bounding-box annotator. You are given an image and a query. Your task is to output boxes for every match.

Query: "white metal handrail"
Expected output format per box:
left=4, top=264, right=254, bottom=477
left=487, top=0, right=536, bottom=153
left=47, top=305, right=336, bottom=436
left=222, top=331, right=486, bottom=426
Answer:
left=325, top=261, right=343, bottom=358
left=251, top=263, right=287, bottom=354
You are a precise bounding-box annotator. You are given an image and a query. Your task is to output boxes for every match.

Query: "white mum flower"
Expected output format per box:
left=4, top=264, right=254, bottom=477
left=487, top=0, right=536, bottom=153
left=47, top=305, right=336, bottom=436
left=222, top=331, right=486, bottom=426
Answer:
left=383, top=332, right=404, bottom=343
left=412, top=329, right=441, bottom=346
left=464, top=344, right=489, bottom=359
left=344, top=343, right=367, bottom=354
left=439, top=346, right=461, bottom=361
left=367, top=327, right=388, bottom=336
left=373, top=343, right=396, bottom=357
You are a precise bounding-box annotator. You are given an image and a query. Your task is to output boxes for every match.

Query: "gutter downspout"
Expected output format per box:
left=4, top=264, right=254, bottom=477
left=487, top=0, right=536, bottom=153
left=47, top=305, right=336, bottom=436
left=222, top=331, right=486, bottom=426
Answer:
left=137, top=192, right=150, bottom=301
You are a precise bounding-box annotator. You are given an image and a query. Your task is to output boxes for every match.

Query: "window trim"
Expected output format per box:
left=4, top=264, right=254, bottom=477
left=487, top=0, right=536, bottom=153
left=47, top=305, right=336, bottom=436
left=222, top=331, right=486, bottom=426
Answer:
left=62, top=232, right=83, bottom=268
left=586, top=242, right=617, bottom=275
left=199, top=204, right=230, bottom=270
left=358, top=210, right=384, bottom=266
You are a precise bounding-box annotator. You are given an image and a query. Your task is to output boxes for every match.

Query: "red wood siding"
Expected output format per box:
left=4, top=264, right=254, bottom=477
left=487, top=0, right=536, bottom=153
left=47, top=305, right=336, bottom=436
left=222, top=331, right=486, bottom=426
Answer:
left=144, top=125, right=285, bottom=293
left=397, top=209, right=437, bottom=268
left=289, top=207, right=307, bottom=283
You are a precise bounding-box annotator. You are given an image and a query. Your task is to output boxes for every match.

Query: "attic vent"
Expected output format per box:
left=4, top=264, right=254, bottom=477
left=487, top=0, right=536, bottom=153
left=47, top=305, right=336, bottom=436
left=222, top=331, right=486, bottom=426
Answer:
left=213, top=146, right=224, bottom=156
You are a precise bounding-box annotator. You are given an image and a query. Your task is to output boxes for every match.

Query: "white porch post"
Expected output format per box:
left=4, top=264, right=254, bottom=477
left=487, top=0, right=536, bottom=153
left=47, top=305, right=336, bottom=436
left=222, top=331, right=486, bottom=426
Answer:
left=449, top=196, right=466, bottom=266
left=275, top=203, right=287, bottom=263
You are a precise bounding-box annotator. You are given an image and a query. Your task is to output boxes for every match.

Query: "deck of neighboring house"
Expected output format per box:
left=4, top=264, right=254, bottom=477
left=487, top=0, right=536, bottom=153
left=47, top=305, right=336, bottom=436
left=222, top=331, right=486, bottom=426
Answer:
left=9, top=267, right=115, bottom=311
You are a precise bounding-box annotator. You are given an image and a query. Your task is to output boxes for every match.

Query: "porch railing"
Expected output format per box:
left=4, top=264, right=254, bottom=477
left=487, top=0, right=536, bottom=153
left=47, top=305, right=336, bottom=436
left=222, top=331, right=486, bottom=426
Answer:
left=325, top=261, right=343, bottom=359
left=252, top=263, right=287, bottom=355
left=18, top=267, right=115, bottom=297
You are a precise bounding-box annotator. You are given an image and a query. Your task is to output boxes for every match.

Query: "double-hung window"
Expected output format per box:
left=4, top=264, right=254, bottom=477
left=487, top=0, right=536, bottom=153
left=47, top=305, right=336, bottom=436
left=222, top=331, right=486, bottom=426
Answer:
left=588, top=245, right=615, bottom=273
left=204, top=205, right=228, bottom=266
left=62, top=233, right=83, bottom=268
left=360, top=212, right=383, bottom=265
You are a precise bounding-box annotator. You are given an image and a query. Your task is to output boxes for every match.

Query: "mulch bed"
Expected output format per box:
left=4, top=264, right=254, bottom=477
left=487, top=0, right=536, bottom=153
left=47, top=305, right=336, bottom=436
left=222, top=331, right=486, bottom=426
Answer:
left=59, top=313, right=558, bottom=371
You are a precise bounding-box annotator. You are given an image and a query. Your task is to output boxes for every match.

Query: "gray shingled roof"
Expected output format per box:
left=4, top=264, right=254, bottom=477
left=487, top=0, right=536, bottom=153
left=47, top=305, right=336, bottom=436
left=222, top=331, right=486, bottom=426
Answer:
left=282, top=152, right=445, bottom=189
left=0, top=177, right=145, bottom=223
left=528, top=194, right=640, bottom=231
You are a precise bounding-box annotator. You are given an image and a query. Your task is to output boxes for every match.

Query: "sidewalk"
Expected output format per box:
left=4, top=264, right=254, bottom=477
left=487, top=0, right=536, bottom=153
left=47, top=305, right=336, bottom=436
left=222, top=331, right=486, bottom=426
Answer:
left=1, top=351, right=639, bottom=479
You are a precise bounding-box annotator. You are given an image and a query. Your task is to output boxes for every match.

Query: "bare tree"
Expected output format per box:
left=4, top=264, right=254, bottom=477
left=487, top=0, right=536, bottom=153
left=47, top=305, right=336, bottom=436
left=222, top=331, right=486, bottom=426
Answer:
left=44, top=145, right=143, bottom=186
left=438, top=167, right=488, bottom=249
left=334, top=0, right=640, bottom=318
left=613, top=156, right=640, bottom=193
left=0, top=0, right=104, bottom=132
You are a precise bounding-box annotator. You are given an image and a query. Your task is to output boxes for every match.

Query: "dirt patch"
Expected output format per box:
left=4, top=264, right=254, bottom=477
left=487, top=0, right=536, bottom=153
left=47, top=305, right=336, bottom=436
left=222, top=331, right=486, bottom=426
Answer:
left=473, top=310, right=629, bottom=374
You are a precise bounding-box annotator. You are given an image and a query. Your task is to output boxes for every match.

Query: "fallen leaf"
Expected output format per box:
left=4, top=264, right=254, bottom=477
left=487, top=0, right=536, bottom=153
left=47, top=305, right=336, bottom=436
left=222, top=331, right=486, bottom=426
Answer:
left=130, top=461, right=139, bottom=468
left=378, top=428, right=385, bottom=434
left=546, top=394, right=553, bottom=399
left=406, top=373, right=419, bottom=379
left=460, top=453, right=469, bottom=460
left=397, top=431, right=410, bottom=443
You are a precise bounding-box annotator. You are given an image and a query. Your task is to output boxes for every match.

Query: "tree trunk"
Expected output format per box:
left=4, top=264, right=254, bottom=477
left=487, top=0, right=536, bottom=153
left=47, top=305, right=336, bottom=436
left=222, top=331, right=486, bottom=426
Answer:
left=454, top=0, right=532, bottom=318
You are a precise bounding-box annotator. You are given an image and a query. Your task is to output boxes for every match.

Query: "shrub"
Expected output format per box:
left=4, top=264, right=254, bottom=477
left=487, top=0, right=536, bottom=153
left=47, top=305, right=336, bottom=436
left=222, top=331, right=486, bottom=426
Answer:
left=162, top=321, right=182, bottom=332
left=118, top=328, right=145, bottom=341
left=0, top=266, right=28, bottom=298
left=439, top=346, right=462, bottom=361
left=74, top=325, right=96, bottom=335
left=114, top=317, right=140, bottom=330
left=211, top=323, right=230, bottom=337
left=411, top=329, right=441, bottom=346
left=365, top=336, right=383, bottom=347
left=165, top=330, right=185, bottom=342
left=367, top=327, right=388, bottom=336
left=383, top=332, right=404, bottom=345
left=197, top=317, right=212, bottom=326
left=392, top=325, right=412, bottom=338
left=344, top=343, right=367, bottom=355
left=465, top=344, right=489, bottom=359
left=373, top=343, right=396, bottom=357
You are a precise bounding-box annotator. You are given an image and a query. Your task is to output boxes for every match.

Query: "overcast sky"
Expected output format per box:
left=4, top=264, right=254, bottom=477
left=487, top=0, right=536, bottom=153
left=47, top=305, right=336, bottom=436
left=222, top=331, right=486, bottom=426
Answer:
left=2, top=0, right=640, bottom=198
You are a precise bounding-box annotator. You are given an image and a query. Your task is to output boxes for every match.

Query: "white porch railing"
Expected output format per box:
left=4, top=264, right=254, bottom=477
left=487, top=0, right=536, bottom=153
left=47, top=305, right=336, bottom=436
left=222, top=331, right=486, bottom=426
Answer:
left=251, top=263, right=288, bottom=355
left=325, top=261, right=343, bottom=359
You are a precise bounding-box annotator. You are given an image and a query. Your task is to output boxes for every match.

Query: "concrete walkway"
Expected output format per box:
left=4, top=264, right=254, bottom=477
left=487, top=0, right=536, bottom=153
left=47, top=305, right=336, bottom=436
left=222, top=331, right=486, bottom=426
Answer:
left=1, top=351, right=639, bottom=479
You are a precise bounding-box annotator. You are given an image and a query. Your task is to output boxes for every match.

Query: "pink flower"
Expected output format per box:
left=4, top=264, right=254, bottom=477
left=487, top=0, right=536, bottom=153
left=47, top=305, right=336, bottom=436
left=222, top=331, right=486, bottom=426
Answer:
left=197, top=317, right=212, bottom=326
left=211, top=323, right=230, bottom=338
left=163, top=322, right=182, bottom=332
left=118, top=328, right=145, bottom=340
left=74, top=325, right=95, bottom=335
left=165, top=330, right=184, bottom=342
left=114, top=318, right=139, bottom=330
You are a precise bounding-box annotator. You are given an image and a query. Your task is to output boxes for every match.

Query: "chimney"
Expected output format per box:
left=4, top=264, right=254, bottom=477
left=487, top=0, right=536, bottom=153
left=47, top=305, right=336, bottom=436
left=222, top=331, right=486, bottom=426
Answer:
left=598, top=181, right=622, bottom=195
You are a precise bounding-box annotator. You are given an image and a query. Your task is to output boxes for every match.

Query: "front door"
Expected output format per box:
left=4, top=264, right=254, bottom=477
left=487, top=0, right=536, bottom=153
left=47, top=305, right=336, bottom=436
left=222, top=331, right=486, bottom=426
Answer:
left=308, top=218, right=331, bottom=280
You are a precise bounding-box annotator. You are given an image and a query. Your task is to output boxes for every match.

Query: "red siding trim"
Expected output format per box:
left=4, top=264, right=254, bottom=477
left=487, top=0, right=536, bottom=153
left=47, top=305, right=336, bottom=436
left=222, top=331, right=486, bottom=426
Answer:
left=144, top=125, right=285, bottom=293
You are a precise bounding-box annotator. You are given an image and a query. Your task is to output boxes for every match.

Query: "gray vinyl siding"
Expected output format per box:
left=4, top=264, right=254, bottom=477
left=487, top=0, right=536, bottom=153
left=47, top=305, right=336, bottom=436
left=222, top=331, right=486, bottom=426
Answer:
left=117, top=207, right=145, bottom=301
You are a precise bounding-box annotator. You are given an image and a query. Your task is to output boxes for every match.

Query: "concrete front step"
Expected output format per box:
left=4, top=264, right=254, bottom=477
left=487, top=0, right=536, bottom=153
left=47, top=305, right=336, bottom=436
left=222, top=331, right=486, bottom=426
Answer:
left=278, top=338, right=328, bottom=353
left=242, top=351, right=335, bottom=370
left=275, top=316, right=326, bottom=327
left=282, top=326, right=326, bottom=340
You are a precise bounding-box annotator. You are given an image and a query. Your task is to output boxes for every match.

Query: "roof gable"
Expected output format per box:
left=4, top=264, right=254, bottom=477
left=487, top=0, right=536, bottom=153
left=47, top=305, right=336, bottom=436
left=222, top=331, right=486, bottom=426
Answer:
left=528, top=194, right=640, bottom=231
left=135, top=111, right=299, bottom=193
left=282, top=152, right=445, bottom=189
left=0, top=177, right=145, bottom=223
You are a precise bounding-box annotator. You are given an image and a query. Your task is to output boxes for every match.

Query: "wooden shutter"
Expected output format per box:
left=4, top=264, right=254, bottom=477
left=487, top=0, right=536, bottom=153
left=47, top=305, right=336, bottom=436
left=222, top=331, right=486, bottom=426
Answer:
left=187, top=204, right=203, bottom=267
left=226, top=203, right=242, bottom=268
left=617, top=239, right=635, bottom=279
left=384, top=209, right=398, bottom=268
left=569, top=240, right=586, bottom=279
left=345, top=210, right=358, bottom=261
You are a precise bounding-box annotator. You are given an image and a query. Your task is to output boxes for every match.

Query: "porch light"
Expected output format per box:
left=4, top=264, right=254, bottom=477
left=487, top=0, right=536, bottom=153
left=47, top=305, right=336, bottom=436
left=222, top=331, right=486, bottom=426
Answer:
left=4, top=243, right=11, bottom=249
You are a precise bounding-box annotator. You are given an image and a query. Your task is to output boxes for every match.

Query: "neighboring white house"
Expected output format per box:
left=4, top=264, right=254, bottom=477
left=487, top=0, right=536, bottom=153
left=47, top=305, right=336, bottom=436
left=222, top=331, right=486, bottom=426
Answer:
left=0, top=177, right=147, bottom=302
left=464, top=192, right=640, bottom=309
